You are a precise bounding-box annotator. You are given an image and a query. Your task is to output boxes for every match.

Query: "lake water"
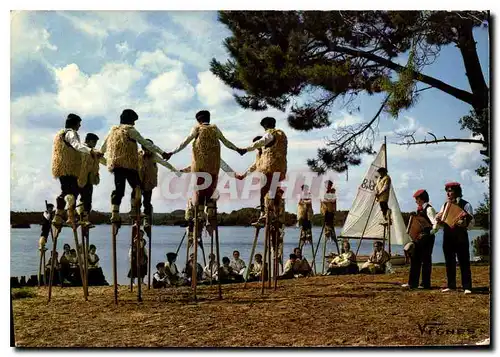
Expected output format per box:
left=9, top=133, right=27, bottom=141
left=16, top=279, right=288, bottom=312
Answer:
left=11, top=225, right=486, bottom=285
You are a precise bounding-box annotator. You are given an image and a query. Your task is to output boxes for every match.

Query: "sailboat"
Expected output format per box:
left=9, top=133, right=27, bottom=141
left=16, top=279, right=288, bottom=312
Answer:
left=338, top=138, right=411, bottom=266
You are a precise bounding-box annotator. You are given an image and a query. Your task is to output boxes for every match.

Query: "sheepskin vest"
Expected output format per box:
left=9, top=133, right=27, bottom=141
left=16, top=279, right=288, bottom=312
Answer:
left=297, top=199, right=313, bottom=220
left=106, top=125, right=138, bottom=172
left=257, top=128, right=287, bottom=179
left=320, top=201, right=336, bottom=215
left=139, top=151, right=158, bottom=191
left=51, top=129, right=82, bottom=178
left=191, top=124, right=221, bottom=176
left=78, top=150, right=100, bottom=188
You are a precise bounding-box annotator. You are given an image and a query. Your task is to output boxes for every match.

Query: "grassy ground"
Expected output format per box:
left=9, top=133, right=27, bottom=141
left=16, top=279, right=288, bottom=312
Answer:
left=12, top=265, right=490, bottom=348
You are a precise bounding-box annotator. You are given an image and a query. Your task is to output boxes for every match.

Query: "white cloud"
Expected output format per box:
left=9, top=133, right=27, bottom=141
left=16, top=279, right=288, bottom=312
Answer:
left=134, top=50, right=183, bottom=74
left=449, top=138, right=484, bottom=171
left=196, top=71, right=233, bottom=107
left=331, top=113, right=363, bottom=129
left=11, top=11, right=57, bottom=59
left=115, top=41, right=131, bottom=55
left=57, top=11, right=152, bottom=39
left=54, top=62, right=143, bottom=117
left=145, top=70, right=195, bottom=103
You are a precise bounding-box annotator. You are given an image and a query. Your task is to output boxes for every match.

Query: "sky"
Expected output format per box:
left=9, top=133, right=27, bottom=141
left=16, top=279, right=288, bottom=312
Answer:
left=10, top=10, right=490, bottom=215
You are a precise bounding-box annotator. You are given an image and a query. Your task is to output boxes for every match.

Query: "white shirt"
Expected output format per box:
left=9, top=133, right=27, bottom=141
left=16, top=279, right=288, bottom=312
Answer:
left=100, top=126, right=166, bottom=158
left=153, top=271, right=167, bottom=282
left=230, top=258, right=246, bottom=272
left=421, top=202, right=438, bottom=229
left=246, top=132, right=274, bottom=152
left=43, top=211, right=51, bottom=221
left=323, top=193, right=337, bottom=202
left=170, top=123, right=239, bottom=155
left=65, top=130, right=92, bottom=154
left=434, top=198, right=475, bottom=232
left=203, top=261, right=218, bottom=279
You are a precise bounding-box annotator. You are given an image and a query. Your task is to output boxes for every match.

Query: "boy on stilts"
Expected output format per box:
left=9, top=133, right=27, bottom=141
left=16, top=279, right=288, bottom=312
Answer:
left=297, top=184, right=313, bottom=248
left=166, top=110, right=242, bottom=298
left=51, top=114, right=102, bottom=228
left=239, top=117, right=288, bottom=227
left=100, top=109, right=170, bottom=224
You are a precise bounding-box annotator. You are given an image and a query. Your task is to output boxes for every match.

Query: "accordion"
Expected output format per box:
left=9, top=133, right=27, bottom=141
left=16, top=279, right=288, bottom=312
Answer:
left=406, top=215, right=432, bottom=241
left=441, top=202, right=468, bottom=228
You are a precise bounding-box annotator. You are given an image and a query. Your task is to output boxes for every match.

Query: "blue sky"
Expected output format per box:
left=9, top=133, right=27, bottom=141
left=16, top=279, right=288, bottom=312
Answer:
left=10, top=10, right=489, bottom=214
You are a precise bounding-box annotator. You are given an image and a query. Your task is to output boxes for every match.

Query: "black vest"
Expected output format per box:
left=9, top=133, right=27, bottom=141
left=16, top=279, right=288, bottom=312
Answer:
left=443, top=198, right=471, bottom=238
left=417, top=204, right=433, bottom=236
left=40, top=212, right=51, bottom=237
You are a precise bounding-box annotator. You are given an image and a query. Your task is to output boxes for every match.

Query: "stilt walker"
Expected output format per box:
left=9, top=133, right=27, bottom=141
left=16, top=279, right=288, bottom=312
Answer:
left=77, top=132, right=101, bottom=296
left=237, top=117, right=288, bottom=292
left=100, top=109, right=170, bottom=303
left=49, top=113, right=101, bottom=302
left=166, top=110, right=243, bottom=300
left=297, top=185, right=315, bottom=274
left=39, top=202, right=54, bottom=287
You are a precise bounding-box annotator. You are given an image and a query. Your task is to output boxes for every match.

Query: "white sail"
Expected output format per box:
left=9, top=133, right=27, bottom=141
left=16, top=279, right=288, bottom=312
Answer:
left=340, top=144, right=410, bottom=247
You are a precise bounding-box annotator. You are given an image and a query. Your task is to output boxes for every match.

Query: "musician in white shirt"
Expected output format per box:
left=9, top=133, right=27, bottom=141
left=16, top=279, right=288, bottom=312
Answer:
left=434, top=182, right=474, bottom=295
left=402, top=189, right=437, bottom=290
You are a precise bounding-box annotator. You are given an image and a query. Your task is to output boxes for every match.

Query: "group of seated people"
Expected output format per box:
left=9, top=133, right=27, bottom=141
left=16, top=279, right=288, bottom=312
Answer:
left=153, top=250, right=254, bottom=289
left=152, top=240, right=393, bottom=289
left=45, top=243, right=106, bottom=286
left=325, top=240, right=391, bottom=275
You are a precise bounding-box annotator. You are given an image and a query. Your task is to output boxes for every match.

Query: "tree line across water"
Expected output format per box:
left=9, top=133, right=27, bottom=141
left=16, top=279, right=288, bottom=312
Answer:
left=10, top=208, right=488, bottom=229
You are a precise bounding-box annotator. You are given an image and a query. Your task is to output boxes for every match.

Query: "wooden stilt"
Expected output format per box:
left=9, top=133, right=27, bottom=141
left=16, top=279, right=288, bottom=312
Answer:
left=273, top=227, right=278, bottom=290
left=70, top=215, right=87, bottom=301
left=42, top=250, right=47, bottom=286
left=261, top=217, right=270, bottom=295
left=321, top=229, right=328, bottom=275
left=112, top=223, right=119, bottom=305
left=243, top=226, right=260, bottom=288
left=135, top=192, right=143, bottom=302
left=130, top=224, right=134, bottom=293
left=85, top=228, right=90, bottom=291
left=199, top=235, right=208, bottom=269
left=80, top=225, right=89, bottom=297
left=175, top=231, right=187, bottom=256
left=312, top=223, right=325, bottom=266
left=213, top=204, right=222, bottom=300
left=147, top=212, right=152, bottom=291
left=209, top=230, right=214, bottom=286
left=38, top=248, right=44, bottom=288
left=192, top=205, right=199, bottom=300
left=47, top=226, right=61, bottom=303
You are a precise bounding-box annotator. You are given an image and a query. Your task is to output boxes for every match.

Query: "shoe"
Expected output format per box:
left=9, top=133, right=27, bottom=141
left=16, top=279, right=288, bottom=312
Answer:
left=441, top=288, right=453, bottom=292
left=52, top=209, right=65, bottom=227
left=401, top=283, right=410, bottom=288
left=79, top=212, right=95, bottom=229
left=464, top=289, right=472, bottom=295
left=251, top=213, right=266, bottom=227
left=418, top=285, right=424, bottom=289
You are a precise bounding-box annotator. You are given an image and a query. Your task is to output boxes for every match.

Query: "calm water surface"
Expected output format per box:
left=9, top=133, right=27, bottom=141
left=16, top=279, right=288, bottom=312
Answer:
left=11, top=225, right=486, bottom=285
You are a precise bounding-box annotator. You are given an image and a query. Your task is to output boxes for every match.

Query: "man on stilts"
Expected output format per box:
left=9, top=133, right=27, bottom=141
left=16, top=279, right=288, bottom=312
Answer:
left=239, top=117, right=288, bottom=227
left=100, top=109, right=170, bottom=224
left=51, top=114, right=102, bottom=227
left=166, top=110, right=242, bottom=298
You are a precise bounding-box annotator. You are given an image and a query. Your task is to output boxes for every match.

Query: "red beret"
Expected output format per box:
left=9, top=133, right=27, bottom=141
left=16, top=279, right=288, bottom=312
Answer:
left=445, top=182, right=461, bottom=189
left=413, top=189, right=426, bottom=198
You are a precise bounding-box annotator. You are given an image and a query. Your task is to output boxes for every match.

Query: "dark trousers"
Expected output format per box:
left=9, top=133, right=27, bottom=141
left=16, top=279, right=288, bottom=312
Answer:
left=194, top=174, right=218, bottom=206
left=260, top=173, right=284, bottom=212
left=324, top=211, right=334, bottom=227
left=379, top=201, right=389, bottom=217
left=111, top=168, right=141, bottom=206
left=408, top=234, right=435, bottom=288
left=443, top=231, right=472, bottom=290
left=142, top=189, right=153, bottom=216
left=56, top=175, right=80, bottom=210
left=80, top=182, right=93, bottom=212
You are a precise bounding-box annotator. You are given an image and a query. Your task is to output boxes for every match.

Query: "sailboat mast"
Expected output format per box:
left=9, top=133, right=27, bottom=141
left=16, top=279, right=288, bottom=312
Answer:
left=384, top=136, right=387, bottom=170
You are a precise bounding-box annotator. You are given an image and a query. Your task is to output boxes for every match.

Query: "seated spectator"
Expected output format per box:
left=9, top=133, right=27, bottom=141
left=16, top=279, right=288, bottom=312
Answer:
left=230, top=250, right=246, bottom=275
left=280, top=254, right=298, bottom=279
left=88, top=244, right=100, bottom=269
left=46, top=251, right=67, bottom=285
left=219, top=257, right=243, bottom=283
left=326, top=241, right=359, bottom=275
left=69, top=249, right=79, bottom=268
left=203, top=253, right=218, bottom=281
left=248, top=253, right=265, bottom=281
left=59, top=244, right=72, bottom=283
left=153, top=262, right=168, bottom=289
left=183, top=253, right=204, bottom=283
left=164, top=252, right=182, bottom=286
left=360, top=241, right=390, bottom=274
left=293, top=247, right=312, bottom=277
